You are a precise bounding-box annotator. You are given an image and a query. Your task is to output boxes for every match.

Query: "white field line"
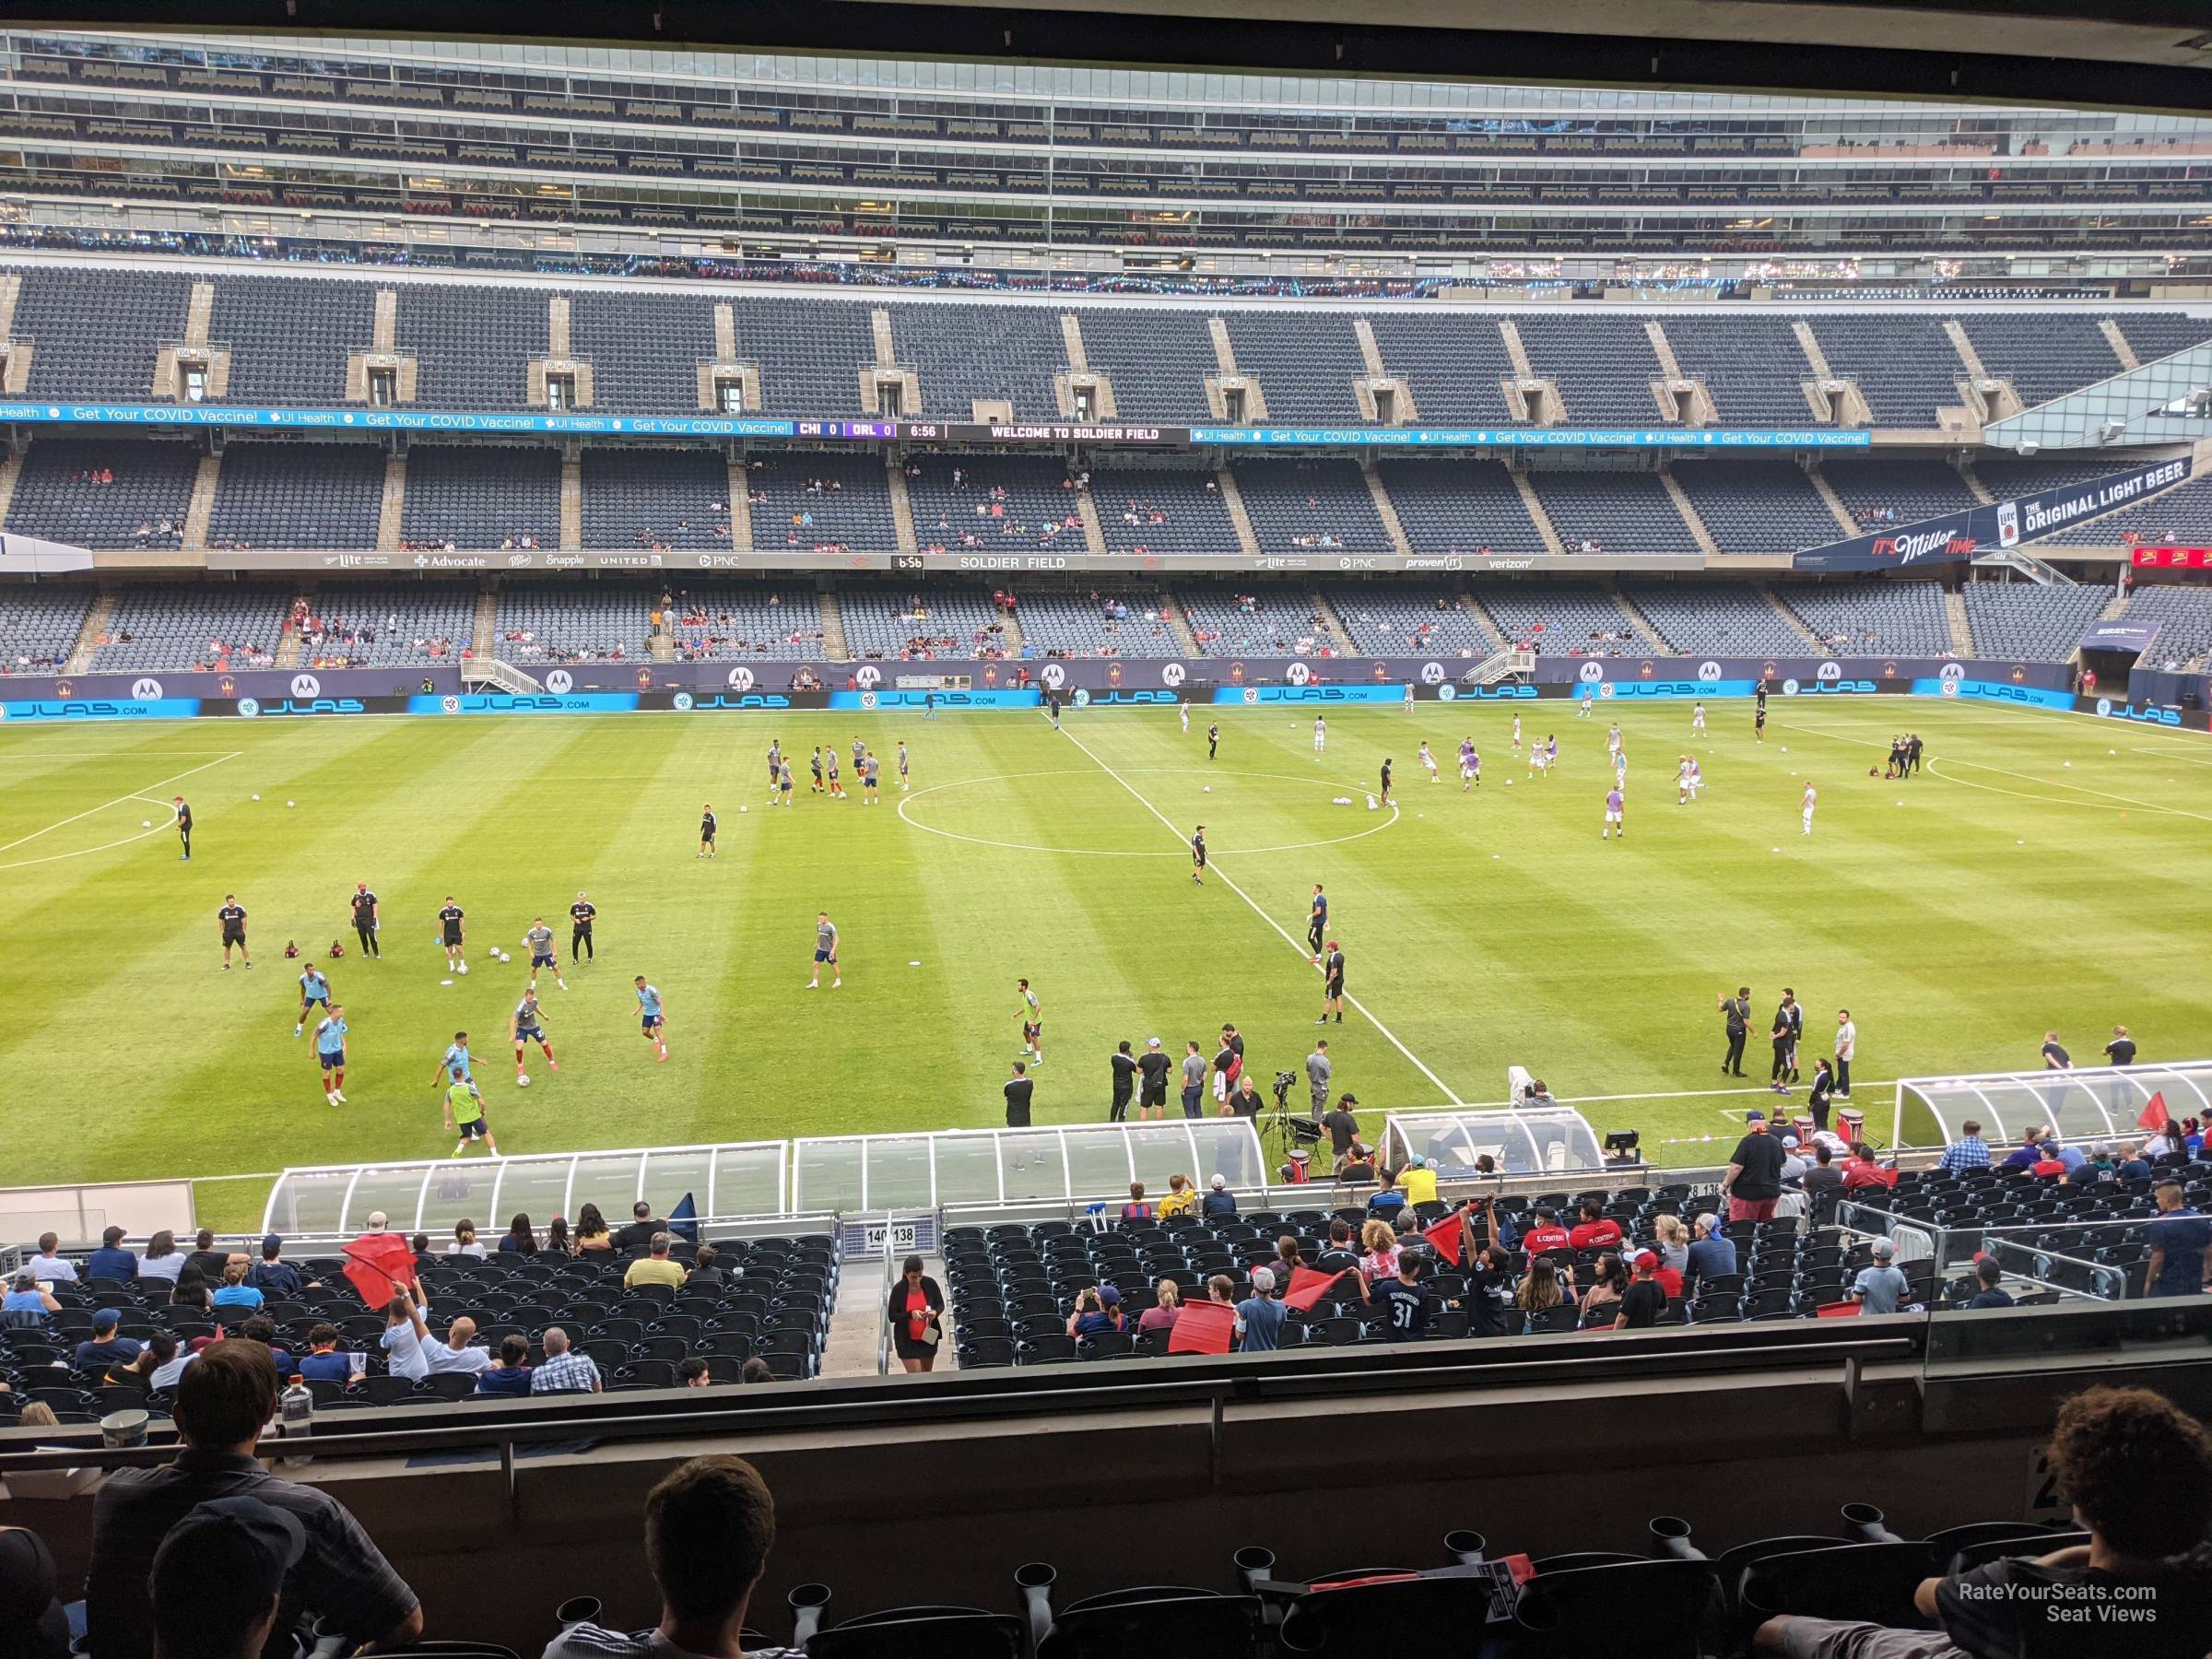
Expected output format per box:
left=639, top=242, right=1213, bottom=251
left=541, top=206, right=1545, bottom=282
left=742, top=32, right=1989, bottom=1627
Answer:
left=1052, top=718, right=1467, bottom=1106
left=0, top=752, right=241, bottom=856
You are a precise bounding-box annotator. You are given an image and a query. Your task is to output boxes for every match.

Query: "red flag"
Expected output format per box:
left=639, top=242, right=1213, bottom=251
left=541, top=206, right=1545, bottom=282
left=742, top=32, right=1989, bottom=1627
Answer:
left=2138, top=1091, right=2171, bottom=1133
left=1425, top=1209, right=1471, bottom=1265
left=341, top=1233, right=414, bottom=1312
left=1168, top=1300, right=1237, bottom=1355
left=1284, top=1267, right=1346, bottom=1312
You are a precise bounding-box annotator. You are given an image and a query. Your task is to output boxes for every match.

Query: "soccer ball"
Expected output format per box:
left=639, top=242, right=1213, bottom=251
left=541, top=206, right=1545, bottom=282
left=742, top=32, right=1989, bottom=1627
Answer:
left=1202, top=785, right=1210, bottom=794
left=516, top=1074, right=532, bottom=1088
left=458, top=962, right=469, bottom=975
left=739, top=804, right=748, bottom=813
left=251, top=794, right=260, bottom=802
left=287, top=799, right=296, bottom=807
left=142, top=819, right=151, bottom=828
left=1504, top=779, right=1513, bottom=788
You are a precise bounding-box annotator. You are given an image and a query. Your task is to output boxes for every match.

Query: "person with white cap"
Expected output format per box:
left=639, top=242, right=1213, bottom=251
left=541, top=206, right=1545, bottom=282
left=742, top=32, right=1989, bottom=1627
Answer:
left=1849, top=1239, right=1912, bottom=1314
left=1234, top=1265, right=1287, bottom=1352
left=1135, top=1036, right=1171, bottom=1121
left=1201, top=1171, right=1238, bottom=1221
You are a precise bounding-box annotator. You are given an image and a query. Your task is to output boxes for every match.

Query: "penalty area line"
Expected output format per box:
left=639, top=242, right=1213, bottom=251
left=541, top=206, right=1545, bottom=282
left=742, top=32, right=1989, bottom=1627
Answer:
left=0, top=750, right=242, bottom=857
left=1052, top=717, right=1467, bottom=1107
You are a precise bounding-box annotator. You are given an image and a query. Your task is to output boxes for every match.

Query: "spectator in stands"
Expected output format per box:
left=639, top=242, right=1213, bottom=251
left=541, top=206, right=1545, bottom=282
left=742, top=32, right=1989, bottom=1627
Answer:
left=677, top=1359, right=711, bottom=1389
left=88, top=1225, right=138, bottom=1284
left=211, top=1264, right=264, bottom=1313
left=1842, top=1142, right=1898, bottom=1191
left=1066, top=1285, right=1124, bottom=1340
left=615, top=1200, right=666, bottom=1255
left=1577, top=1254, right=1626, bottom=1328
left=1137, top=1280, right=1183, bottom=1338
left=532, top=1326, right=603, bottom=1394
left=1800, top=1143, right=1846, bottom=1223
left=1758, top=1385, right=2212, bottom=1659
left=1721, top=1111, right=1788, bottom=1221
left=1519, top=1205, right=1572, bottom=1256
left=2000, top=1127, right=2050, bottom=1171
left=2145, top=1182, right=2211, bottom=1299
left=247, top=1235, right=309, bottom=1299
left=624, top=1233, right=688, bottom=1292
left=2118, top=1141, right=2153, bottom=1183
left=545, top=1454, right=797, bottom=1659
left=0, top=1523, right=70, bottom=1659
left=1202, top=1172, right=1239, bottom=1220
left=474, top=1335, right=534, bottom=1397
left=296, top=1326, right=349, bottom=1385
left=497, top=1214, right=537, bottom=1255
left=3, top=1272, right=58, bottom=1324
left=686, top=1245, right=724, bottom=1290
left=76, top=1310, right=141, bottom=1374
left=24, top=1233, right=76, bottom=1284
left=139, top=1230, right=186, bottom=1284
left=888, top=1255, right=945, bottom=1373
left=379, top=1287, right=430, bottom=1382
left=1965, top=1256, right=2015, bottom=1310
left=1156, top=1173, right=1196, bottom=1218
left=236, top=1318, right=292, bottom=1388
left=171, top=1267, right=213, bottom=1314
left=446, top=1220, right=485, bottom=1259
left=543, top=1217, right=574, bottom=1257
left=1568, top=1197, right=1623, bottom=1253
left=147, top=1492, right=312, bottom=1659
left=1684, top=1214, right=1737, bottom=1290
left=1358, top=1219, right=1404, bottom=1284
left=107, top=1331, right=174, bottom=1393
left=737, top=1359, right=776, bottom=1385
left=87, top=1341, right=422, bottom=1659
left=1939, top=1118, right=1992, bottom=1173
left=1849, top=1240, right=1912, bottom=1314
left=1234, top=1267, right=1287, bottom=1353
left=422, top=1316, right=488, bottom=1379
left=1649, top=1213, right=1690, bottom=1277
left=1615, top=1253, right=1668, bottom=1331
left=574, top=1204, right=615, bottom=1253
left=1515, top=1259, right=1571, bottom=1331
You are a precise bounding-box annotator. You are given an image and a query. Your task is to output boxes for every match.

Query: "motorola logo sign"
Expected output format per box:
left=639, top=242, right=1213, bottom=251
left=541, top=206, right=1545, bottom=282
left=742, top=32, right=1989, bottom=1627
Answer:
left=855, top=665, right=883, bottom=689
left=1161, top=663, right=1187, bottom=687
left=1578, top=662, right=1605, bottom=684
left=1285, top=662, right=1311, bottom=686
left=1938, top=663, right=1967, bottom=682
left=1419, top=661, right=1445, bottom=685
left=1697, top=662, right=1723, bottom=683
left=1040, top=663, right=1066, bottom=690
left=726, top=666, right=756, bottom=691
left=290, top=674, right=322, bottom=700
left=544, top=669, right=574, bottom=694
left=1817, top=661, right=1842, bottom=682
left=130, top=677, right=165, bottom=700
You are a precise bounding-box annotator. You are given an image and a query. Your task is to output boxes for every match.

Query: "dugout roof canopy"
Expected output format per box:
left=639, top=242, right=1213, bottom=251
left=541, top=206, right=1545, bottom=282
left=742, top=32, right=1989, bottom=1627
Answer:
left=1382, top=1106, right=1606, bottom=1178
left=261, top=1141, right=790, bottom=1238
left=1897, top=1063, right=2212, bottom=1149
left=792, top=1120, right=1265, bottom=1213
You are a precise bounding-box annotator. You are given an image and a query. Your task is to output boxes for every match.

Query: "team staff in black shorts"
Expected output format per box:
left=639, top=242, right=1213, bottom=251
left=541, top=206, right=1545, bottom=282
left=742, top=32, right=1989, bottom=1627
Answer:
left=172, top=796, right=193, bottom=861
left=218, top=893, right=251, bottom=970
left=350, top=882, right=381, bottom=958
left=698, top=805, right=717, bottom=860
left=570, top=891, right=596, bottom=962
left=1320, top=940, right=1346, bottom=1025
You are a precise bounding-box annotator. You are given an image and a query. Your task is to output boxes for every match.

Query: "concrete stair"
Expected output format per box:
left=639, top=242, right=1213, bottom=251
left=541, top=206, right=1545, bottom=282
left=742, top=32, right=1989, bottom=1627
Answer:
left=1510, top=470, right=1567, bottom=554
left=1959, top=465, right=1996, bottom=506
left=1611, top=587, right=1671, bottom=653
left=726, top=457, right=753, bottom=554
left=1363, top=467, right=1414, bottom=556
left=997, top=599, right=1027, bottom=655
left=275, top=593, right=307, bottom=668
left=63, top=588, right=116, bottom=674
left=1311, top=589, right=1358, bottom=655
left=1806, top=467, right=1861, bottom=535
left=376, top=452, right=406, bottom=552
left=1944, top=588, right=1975, bottom=657
left=818, top=1258, right=947, bottom=1379
left=182, top=281, right=217, bottom=349
left=181, top=452, right=221, bottom=551
left=1657, top=468, right=1720, bottom=558
left=1074, top=481, right=1108, bottom=556
left=1216, top=469, right=1262, bottom=556
left=2099, top=320, right=2141, bottom=373
left=1161, top=594, right=1202, bottom=655
left=1763, top=586, right=1825, bottom=650
left=2097, top=588, right=2130, bottom=623
left=472, top=589, right=498, bottom=661
left=1457, top=586, right=1510, bottom=653
left=818, top=589, right=850, bottom=660
left=886, top=458, right=918, bottom=554
left=558, top=456, right=582, bottom=551
left=0, top=447, right=23, bottom=526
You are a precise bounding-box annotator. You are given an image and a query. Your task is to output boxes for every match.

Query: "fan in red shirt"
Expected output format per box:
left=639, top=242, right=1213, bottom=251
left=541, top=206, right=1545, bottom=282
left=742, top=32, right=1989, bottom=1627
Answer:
left=1567, top=1198, right=1623, bottom=1253
left=1519, top=1206, right=1572, bottom=1255
left=1841, top=1142, right=1898, bottom=1191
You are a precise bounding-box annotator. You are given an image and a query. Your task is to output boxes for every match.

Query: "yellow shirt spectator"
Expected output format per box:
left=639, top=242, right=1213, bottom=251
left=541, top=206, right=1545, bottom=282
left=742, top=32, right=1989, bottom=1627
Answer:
left=624, top=1255, right=687, bottom=1290
left=1398, top=1163, right=1439, bottom=1207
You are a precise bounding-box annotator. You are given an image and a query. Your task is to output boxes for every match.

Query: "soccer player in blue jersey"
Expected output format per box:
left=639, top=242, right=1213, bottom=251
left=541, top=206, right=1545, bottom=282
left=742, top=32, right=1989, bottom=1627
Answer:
left=635, top=976, right=668, bottom=1062
left=295, top=963, right=332, bottom=1038
left=313, top=1003, right=348, bottom=1105
left=431, top=1030, right=474, bottom=1093
left=509, top=990, right=557, bottom=1082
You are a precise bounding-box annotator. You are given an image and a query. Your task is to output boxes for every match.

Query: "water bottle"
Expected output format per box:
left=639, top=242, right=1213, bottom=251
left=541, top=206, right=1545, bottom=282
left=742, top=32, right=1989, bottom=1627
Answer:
left=280, top=1375, right=313, bottom=1465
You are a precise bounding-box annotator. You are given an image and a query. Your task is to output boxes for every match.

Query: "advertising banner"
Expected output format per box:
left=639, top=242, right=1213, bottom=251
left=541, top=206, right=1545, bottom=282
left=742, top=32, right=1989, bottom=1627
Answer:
left=2077, top=621, right=2161, bottom=655
left=1793, top=456, right=2194, bottom=571
left=2133, top=547, right=2212, bottom=569
left=0, top=667, right=462, bottom=702
left=193, top=547, right=1708, bottom=575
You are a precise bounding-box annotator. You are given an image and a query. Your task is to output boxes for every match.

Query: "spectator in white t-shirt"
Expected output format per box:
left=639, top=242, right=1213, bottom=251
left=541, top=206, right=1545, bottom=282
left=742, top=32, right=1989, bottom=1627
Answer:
left=422, top=1316, right=490, bottom=1377
left=25, top=1234, right=77, bottom=1283
left=379, top=1287, right=431, bottom=1382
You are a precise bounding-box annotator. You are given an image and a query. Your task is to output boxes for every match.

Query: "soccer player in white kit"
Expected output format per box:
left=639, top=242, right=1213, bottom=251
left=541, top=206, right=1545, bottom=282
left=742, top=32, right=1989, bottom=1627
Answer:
left=1180, top=700, right=1190, bottom=735
left=1313, top=715, right=1326, bottom=755
left=1677, top=756, right=1694, bottom=805
left=1801, top=781, right=1818, bottom=835
left=1403, top=682, right=1416, bottom=714
left=1459, top=739, right=1480, bottom=791
left=1418, top=741, right=1439, bottom=782
left=1511, top=712, right=1523, bottom=753
left=1606, top=722, right=1622, bottom=756
left=1529, top=737, right=1551, bottom=780
left=1692, top=702, right=1707, bottom=733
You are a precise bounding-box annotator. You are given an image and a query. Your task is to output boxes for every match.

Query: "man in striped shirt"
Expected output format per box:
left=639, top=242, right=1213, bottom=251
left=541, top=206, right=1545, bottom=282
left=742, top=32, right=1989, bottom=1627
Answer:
left=1939, top=1120, right=1993, bottom=1173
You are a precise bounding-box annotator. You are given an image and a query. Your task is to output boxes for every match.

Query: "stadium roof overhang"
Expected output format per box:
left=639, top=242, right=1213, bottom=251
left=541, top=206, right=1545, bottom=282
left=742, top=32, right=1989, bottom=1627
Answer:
left=47, top=0, right=2212, bottom=116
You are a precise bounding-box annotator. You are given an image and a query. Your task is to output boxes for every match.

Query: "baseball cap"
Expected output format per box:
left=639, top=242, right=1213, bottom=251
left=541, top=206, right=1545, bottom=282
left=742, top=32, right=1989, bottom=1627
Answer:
left=1098, top=1284, right=1121, bottom=1306
left=1632, top=1250, right=1658, bottom=1270
left=1250, top=1266, right=1277, bottom=1292
left=1870, top=1239, right=1895, bottom=1259
left=1147, top=1037, right=1160, bottom=1049
left=1209, top=1174, right=1226, bottom=1191
left=0, top=1525, right=67, bottom=1659
left=1746, top=1109, right=1766, bottom=1124
left=1782, top=1135, right=1801, bottom=1148
left=92, top=1308, right=121, bottom=1333
left=149, top=1497, right=307, bottom=1641
left=1410, top=1156, right=1427, bottom=1170
left=261, top=1232, right=283, bottom=1254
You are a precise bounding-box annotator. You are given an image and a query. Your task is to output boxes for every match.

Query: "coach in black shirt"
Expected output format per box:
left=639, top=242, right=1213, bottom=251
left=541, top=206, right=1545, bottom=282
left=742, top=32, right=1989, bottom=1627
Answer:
left=1135, top=1039, right=1171, bottom=1120
left=1321, top=1097, right=1362, bottom=1159
left=1719, top=987, right=1751, bottom=1077
left=1109, top=1041, right=1137, bottom=1124
left=1005, top=1063, right=1034, bottom=1128
left=1721, top=1113, right=1789, bottom=1222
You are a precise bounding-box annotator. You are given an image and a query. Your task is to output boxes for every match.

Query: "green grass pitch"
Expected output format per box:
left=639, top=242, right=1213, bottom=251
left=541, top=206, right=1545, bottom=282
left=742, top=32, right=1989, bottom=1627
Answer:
left=4, top=695, right=2209, bottom=1231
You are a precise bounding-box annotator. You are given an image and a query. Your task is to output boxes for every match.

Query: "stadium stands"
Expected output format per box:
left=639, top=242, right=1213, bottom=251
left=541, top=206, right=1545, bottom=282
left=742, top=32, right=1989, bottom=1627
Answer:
left=1959, top=312, right=2127, bottom=408
left=1069, top=306, right=1215, bottom=423
left=1669, top=461, right=1841, bottom=553
left=2121, top=584, right=2212, bottom=668
left=906, top=454, right=1087, bottom=556
left=91, top=582, right=294, bottom=669
left=296, top=582, right=477, bottom=667
left=399, top=444, right=561, bottom=550
left=579, top=447, right=731, bottom=552
left=1624, top=582, right=1808, bottom=655
left=8, top=265, right=191, bottom=402
left=747, top=453, right=896, bottom=554
left=1804, top=312, right=1963, bottom=428
left=892, top=300, right=1065, bottom=422
left=840, top=583, right=1007, bottom=659
left=1658, top=315, right=1817, bottom=427
left=738, top=294, right=877, bottom=418
left=1179, top=586, right=1334, bottom=656
left=1513, top=313, right=1670, bottom=427
left=1088, top=467, right=1239, bottom=556
left=663, top=583, right=826, bottom=662
left=1221, top=312, right=1368, bottom=425
left=1015, top=590, right=1182, bottom=657
left=569, top=288, right=719, bottom=418
left=1325, top=584, right=1496, bottom=656
left=1232, top=460, right=1393, bottom=553
left=393, top=283, right=547, bottom=410
left=2112, top=311, right=2212, bottom=367
left=1823, top=459, right=1983, bottom=528
left=494, top=582, right=652, bottom=663
left=1959, top=581, right=2112, bottom=662
left=5, top=438, right=200, bottom=549
left=0, top=583, right=91, bottom=670
left=1477, top=582, right=1643, bottom=655
left=1784, top=580, right=1953, bottom=656
left=1377, top=459, right=1549, bottom=555
left=206, top=274, right=380, bottom=407
left=1365, top=313, right=1520, bottom=427
left=207, top=441, right=385, bottom=550
left=1528, top=469, right=1700, bottom=555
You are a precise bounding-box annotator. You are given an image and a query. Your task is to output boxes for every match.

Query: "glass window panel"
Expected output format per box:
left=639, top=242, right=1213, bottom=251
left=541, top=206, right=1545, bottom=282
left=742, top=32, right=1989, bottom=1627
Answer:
left=264, top=1169, right=353, bottom=1236
left=346, top=1165, right=439, bottom=1233
left=711, top=1146, right=787, bottom=1217
left=491, top=1157, right=573, bottom=1239
left=794, top=1139, right=867, bottom=1212
left=863, top=1137, right=938, bottom=1210
left=932, top=1135, right=1004, bottom=1206
left=570, top=1153, right=641, bottom=1229
left=999, top=1130, right=1066, bottom=1201
left=641, top=1150, right=714, bottom=1221
left=418, top=1159, right=502, bottom=1237
left=1064, top=1130, right=1134, bottom=1198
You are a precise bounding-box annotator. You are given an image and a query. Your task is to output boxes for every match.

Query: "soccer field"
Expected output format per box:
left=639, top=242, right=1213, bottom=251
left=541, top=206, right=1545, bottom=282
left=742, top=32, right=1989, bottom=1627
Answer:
left=5, top=694, right=2210, bottom=1231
